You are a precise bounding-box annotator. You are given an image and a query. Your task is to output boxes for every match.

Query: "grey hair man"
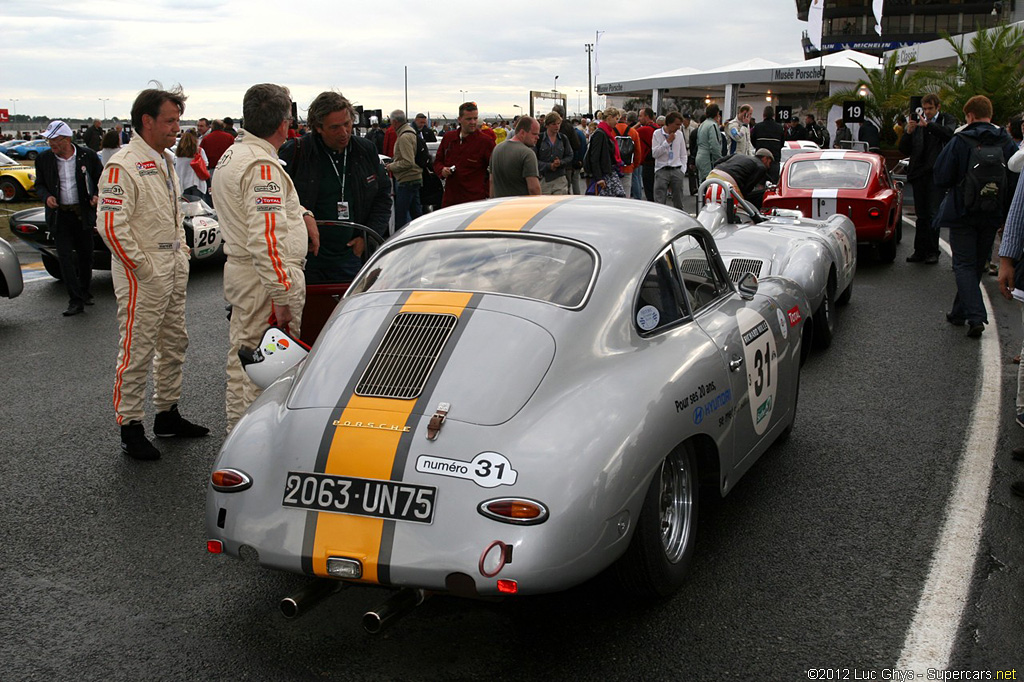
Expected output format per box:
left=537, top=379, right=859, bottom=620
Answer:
left=212, top=83, right=318, bottom=431
left=386, top=109, right=424, bottom=229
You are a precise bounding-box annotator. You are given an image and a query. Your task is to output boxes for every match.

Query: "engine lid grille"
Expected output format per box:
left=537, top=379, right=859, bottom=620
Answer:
left=728, top=258, right=763, bottom=282
left=355, top=312, right=459, bottom=399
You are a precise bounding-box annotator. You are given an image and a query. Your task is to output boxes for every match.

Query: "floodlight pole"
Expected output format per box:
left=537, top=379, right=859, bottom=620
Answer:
left=585, top=43, right=594, bottom=116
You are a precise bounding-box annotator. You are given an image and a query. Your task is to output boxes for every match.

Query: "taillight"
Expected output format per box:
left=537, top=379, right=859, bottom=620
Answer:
left=207, top=540, right=223, bottom=554
left=211, top=468, right=252, bottom=492
left=868, top=206, right=882, bottom=219
left=497, top=580, right=518, bottom=594
left=478, top=498, right=549, bottom=525
left=13, top=223, right=38, bottom=234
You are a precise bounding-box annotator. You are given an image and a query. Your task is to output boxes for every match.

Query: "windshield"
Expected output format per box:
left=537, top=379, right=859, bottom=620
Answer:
left=349, top=235, right=596, bottom=307
left=0, top=152, right=17, bottom=165
left=788, top=159, right=871, bottom=190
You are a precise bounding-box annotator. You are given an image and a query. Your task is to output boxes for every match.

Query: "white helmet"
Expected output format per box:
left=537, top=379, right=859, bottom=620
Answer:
left=240, top=327, right=309, bottom=389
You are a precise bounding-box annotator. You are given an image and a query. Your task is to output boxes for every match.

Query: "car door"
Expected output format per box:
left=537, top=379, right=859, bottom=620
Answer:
left=671, top=232, right=787, bottom=472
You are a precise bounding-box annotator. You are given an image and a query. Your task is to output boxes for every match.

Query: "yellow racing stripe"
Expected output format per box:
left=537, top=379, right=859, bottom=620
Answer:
left=463, top=195, right=572, bottom=231
left=310, top=291, right=474, bottom=582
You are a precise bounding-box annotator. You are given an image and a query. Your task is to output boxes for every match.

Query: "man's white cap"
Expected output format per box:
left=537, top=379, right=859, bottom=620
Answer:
left=42, top=120, right=73, bottom=139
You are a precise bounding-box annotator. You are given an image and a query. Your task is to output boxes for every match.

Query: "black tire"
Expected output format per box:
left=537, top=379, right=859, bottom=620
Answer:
left=614, top=445, right=699, bottom=597
left=878, top=236, right=897, bottom=263
left=812, top=279, right=835, bottom=350
left=896, top=209, right=904, bottom=244
left=41, top=253, right=63, bottom=280
left=0, top=177, right=23, bottom=202
left=837, top=279, right=853, bottom=306
left=26, top=151, right=39, bottom=160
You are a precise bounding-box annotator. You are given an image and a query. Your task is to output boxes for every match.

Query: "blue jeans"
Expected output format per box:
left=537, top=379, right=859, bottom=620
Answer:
left=395, top=181, right=422, bottom=230
left=948, top=222, right=998, bottom=325
left=631, top=170, right=644, bottom=199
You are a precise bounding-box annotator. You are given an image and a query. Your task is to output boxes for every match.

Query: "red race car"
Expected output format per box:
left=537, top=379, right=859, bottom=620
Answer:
left=762, top=150, right=903, bottom=263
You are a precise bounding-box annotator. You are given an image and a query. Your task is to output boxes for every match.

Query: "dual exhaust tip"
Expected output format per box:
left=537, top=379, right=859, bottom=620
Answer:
left=280, top=579, right=425, bottom=633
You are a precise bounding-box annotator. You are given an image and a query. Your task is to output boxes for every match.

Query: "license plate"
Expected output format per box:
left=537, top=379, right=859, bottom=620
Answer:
left=282, top=472, right=436, bottom=524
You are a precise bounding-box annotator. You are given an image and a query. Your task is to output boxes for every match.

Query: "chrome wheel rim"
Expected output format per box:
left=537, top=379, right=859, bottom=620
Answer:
left=658, top=451, right=694, bottom=563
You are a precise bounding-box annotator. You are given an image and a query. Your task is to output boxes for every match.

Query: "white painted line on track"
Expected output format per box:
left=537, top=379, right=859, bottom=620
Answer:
left=896, top=227, right=1001, bottom=673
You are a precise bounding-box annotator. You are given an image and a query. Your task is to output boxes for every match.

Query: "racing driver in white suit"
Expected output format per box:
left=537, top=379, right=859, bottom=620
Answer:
left=726, top=104, right=755, bottom=157
left=212, top=83, right=315, bottom=432
left=98, top=86, right=209, bottom=460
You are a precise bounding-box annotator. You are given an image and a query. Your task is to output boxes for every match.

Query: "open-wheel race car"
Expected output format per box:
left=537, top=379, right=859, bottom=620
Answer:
left=761, top=150, right=903, bottom=263
left=697, top=178, right=856, bottom=350
left=205, top=195, right=811, bottom=630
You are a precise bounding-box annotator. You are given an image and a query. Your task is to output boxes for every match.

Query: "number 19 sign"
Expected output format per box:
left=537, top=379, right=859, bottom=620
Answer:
left=843, top=100, right=866, bottom=123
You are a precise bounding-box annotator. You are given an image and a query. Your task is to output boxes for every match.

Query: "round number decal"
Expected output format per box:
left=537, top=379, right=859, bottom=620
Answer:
left=736, top=308, right=778, bottom=436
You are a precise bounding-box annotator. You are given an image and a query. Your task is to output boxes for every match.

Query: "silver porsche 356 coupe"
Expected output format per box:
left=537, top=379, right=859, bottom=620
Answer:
left=206, top=195, right=810, bottom=627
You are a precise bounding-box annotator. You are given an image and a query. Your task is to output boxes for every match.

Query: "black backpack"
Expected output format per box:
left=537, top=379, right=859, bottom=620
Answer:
left=615, top=126, right=635, bottom=166
left=961, top=132, right=1008, bottom=217
left=401, top=129, right=431, bottom=170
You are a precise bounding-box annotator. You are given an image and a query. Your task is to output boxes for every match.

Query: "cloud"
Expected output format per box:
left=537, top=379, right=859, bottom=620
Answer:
left=3, top=0, right=807, bottom=121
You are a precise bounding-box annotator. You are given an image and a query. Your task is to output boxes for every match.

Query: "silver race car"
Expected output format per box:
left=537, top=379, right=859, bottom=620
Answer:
left=206, top=196, right=810, bottom=626
left=697, top=178, right=856, bottom=350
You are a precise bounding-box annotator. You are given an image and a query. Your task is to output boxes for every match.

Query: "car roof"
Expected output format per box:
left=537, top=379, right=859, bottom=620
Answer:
left=391, top=195, right=703, bottom=259
left=786, top=150, right=883, bottom=166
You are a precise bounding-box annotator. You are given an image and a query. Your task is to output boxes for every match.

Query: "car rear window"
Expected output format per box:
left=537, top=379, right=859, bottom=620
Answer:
left=348, top=235, right=596, bottom=307
left=787, top=159, right=871, bottom=189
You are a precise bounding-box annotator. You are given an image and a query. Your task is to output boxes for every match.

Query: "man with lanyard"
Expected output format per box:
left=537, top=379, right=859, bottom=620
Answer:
left=434, top=101, right=496, bottom=208
left=98, top=86, right=209, bottom=460
left=35, top=119, right=103, bottom=316
left=279, top=91, right=391, bottom=284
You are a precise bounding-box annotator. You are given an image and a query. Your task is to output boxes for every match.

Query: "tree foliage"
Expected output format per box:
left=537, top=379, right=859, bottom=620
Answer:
left=932, top=24, right=1024, bottom=125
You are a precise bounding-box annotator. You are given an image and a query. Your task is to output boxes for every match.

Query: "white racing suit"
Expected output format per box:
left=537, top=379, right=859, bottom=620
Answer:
left=212, top=130, right=308, bottom=431
left=726, top=117, right=754, bottom=156
left=97, top=137, right=191, bottom=426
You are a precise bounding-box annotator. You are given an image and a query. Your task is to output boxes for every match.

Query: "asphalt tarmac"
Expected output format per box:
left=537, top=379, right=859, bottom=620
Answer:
left=0, top=221, right=1020, bottom=681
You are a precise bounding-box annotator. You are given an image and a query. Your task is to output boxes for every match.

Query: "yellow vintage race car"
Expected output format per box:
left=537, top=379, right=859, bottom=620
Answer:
left=0, top=151, right=36, bottom=202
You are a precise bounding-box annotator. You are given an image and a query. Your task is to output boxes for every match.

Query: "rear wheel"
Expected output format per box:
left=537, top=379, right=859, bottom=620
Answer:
left=41, top=253, right=63, bottom=280
left=0, top=177, right=23, bottom=202
left=896, top=209, right=904, bottom=243
left=878, top=236, right=897, bottom=263
left=837, top=280, right=853, bottom=306
left=614, top=445, right=699, bottom=597
left=26, top=151, right=39, bottom=160
left=812, top=279, right=835, bottom=349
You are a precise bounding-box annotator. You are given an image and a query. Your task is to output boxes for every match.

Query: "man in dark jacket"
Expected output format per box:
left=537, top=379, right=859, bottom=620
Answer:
left=752, top=106, right=785, bottom=182
left=82, top=119, right=104, bottom=152
left=934, top=95, right=1019, bottom=337
left=35, top=120, right=103, bottom=316
left=708, top=149, right=773, bottom=208
left=279, top=91, right=392, bottom=284
left=899, top=93, right=956, bottom=264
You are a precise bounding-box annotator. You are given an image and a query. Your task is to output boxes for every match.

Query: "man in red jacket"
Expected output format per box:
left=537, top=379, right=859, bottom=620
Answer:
left=199, top=119, right=235, bottom=181
left=433, top=102, right=495, bottom=207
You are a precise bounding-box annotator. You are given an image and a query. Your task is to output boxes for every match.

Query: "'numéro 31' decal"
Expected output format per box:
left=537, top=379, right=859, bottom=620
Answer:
left=736, top=308, right=778, bottom=436
left=416, top=452, right=518, bottom=488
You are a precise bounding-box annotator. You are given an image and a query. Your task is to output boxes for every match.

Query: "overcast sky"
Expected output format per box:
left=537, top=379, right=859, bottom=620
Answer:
left=4, top=0, right=808, bottom=122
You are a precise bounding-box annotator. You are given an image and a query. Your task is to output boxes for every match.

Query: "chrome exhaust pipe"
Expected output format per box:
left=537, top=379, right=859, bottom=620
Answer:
left=279, top=579, right=343, bottom=619
left=362, top=588, right=426, bottom=633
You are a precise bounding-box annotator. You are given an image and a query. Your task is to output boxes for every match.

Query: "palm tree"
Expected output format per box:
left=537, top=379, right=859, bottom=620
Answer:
left=816, top=53, right=931, bottom=148
left=932, top=24, right=1024, bottom=125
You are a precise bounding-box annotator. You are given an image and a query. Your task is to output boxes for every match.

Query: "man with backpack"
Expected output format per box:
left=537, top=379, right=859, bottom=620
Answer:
left=934, top=95, right=1019, bottom=338
left=900, top=93, right=956, bottom=264
left=387, top=110, right=427, bottom=229
left=614, top=112, right=642, bottom=200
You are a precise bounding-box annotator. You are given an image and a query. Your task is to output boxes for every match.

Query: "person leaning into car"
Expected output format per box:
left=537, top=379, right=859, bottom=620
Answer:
left=899, top=92, right=956, bottom=264
left=213, top=83, right=316, bottom=433
left=98, top=86, right=209, bottom=461
left=279, top=91, right=392, bottom=284
left=35, top=120, right=103, bottom=317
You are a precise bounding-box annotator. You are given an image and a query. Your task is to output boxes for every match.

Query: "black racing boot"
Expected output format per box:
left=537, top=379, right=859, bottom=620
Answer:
left=121, top=421, right=161, bottom=460
left=154, top=404, right=210, bottom=438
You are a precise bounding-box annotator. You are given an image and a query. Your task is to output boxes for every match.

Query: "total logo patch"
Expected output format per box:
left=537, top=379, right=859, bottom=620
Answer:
left=787, top=305, right=802, bottom=326
left=416, top=452, right=517, bottom=488
left=256, top=196, right=282, bottom=205
left=102, top=197, right=123, bottom=206
left=135, top=161, right=158, bottom=171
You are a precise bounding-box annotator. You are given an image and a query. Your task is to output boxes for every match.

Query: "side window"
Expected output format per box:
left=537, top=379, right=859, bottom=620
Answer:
left=671, top=234, right=729, bottom=313
left=635, top=249, right=686, bottom=334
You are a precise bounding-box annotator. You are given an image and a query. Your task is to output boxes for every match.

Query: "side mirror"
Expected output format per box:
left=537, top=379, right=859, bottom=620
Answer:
left=737, top=272, right=758, bottom=300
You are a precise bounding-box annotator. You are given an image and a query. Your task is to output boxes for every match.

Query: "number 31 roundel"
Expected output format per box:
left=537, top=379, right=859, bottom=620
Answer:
left=736, top=308, right=778, bottom=435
